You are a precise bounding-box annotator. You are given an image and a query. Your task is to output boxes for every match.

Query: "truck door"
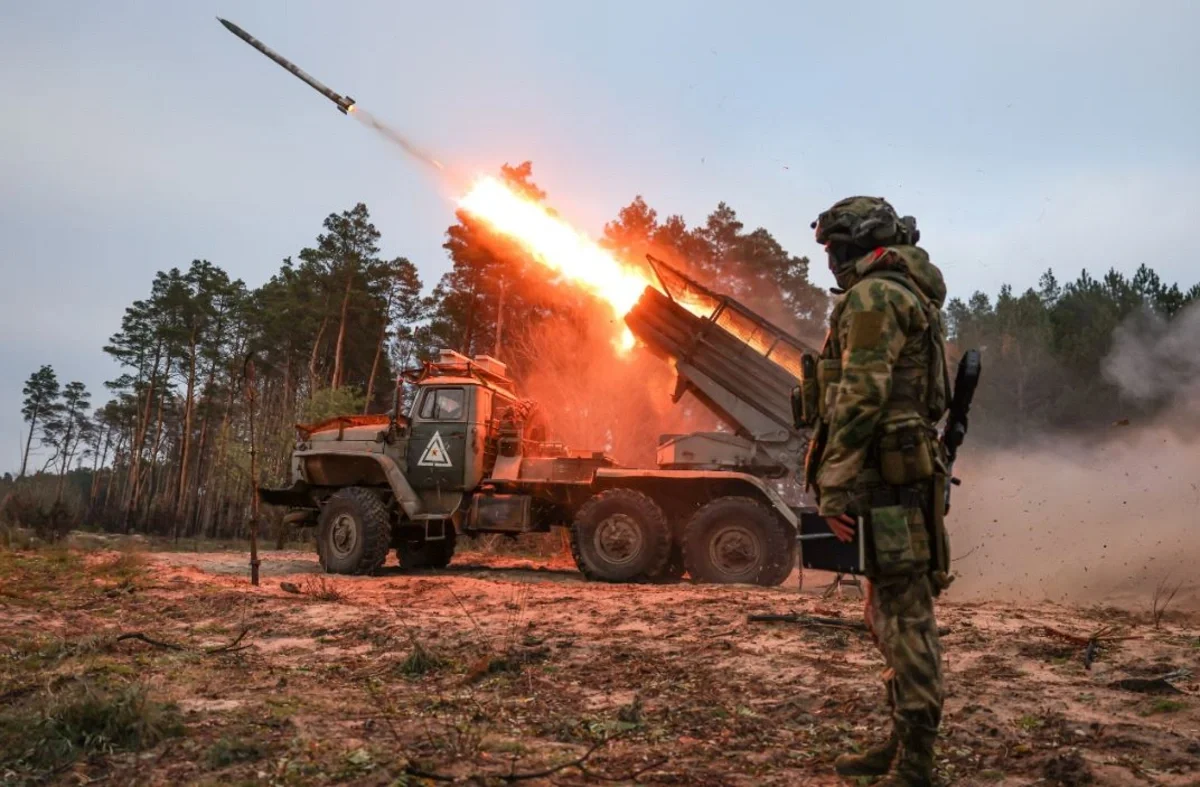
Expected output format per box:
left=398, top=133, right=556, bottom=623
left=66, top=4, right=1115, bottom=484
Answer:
left=408, top=386, right=469, bottom=490
left=467, top=389, right=492, bottom=490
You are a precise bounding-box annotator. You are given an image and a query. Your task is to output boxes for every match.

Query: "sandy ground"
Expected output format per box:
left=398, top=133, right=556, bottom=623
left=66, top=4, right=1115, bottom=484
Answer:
left=2, top=546, right=1198, bottom=785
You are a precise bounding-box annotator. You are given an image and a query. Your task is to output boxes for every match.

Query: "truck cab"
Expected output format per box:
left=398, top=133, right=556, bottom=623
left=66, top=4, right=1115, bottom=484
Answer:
left=405, top=350, right=517, bottom=503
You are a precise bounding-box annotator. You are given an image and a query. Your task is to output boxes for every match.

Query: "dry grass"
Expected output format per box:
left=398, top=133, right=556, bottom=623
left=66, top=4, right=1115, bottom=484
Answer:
left=0, top=681, right=183, bottom=777
left=1152, top=574, right=1184, bottom=628
left=300, top=574, right=347, bottom=602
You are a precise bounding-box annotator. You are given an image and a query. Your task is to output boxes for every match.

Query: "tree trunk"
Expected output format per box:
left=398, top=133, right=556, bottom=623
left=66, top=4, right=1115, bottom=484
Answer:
left=102, top=435, right=126, bottom=518
left=461, top=276, right=480, bottom=356
left=173, top=333, right=198, bottom=530
left=187, top=357, right=219, bottom=537
left=308, top=316, right=329, bottom=395
left=364, top=286, right=395, bottom=412
left=111, top=440, right=129, bottom=517
left=331, top=266, right=355, bottom=389
left=206, top=353, right=243, bottom=537
left=493, top=278, right=506, bottom=359
left=18, top=401, right=40, bottom=479
left=139, top=360, right=171, bottom=526
left=87, top=426, right=113, bottom=522
left=271, top=353, right=295, bottom=480
left=55, top=397, right=82, bottom=503
left=125, top=341, right=163, bottom=533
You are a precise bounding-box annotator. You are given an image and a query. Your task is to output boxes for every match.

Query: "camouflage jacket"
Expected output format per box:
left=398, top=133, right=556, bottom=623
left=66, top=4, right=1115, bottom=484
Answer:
left=807, top=245, right=950, bottom=516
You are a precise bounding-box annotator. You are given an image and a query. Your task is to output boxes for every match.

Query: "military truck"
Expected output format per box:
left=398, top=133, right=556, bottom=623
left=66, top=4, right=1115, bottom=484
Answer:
left=260, top=258, right=832, bottom=586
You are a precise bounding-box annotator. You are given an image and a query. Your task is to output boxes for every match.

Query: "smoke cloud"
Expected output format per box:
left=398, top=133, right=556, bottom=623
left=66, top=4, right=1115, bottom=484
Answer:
left=508, top=313, right=720, bottom=468
left=1103, top=300, right=1200, bottom=410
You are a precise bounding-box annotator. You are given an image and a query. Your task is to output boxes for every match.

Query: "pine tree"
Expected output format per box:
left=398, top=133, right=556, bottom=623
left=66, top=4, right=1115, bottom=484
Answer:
left=19, top=365, right=61, bottom=478
left=41, top=381, right=92, bottom=500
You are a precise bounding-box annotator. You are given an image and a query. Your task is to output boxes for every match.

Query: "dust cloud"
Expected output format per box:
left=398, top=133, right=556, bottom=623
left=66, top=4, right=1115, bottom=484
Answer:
left=949, top=417, right=1200, bottom=610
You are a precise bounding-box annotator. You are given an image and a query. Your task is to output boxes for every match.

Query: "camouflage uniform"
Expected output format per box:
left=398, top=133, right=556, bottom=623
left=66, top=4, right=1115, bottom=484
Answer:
left=803, top=197, right=951, bottom=786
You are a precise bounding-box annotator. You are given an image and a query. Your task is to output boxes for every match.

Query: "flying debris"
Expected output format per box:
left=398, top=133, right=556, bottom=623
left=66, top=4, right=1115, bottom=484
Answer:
left=217, top=17, right=356, bottom=115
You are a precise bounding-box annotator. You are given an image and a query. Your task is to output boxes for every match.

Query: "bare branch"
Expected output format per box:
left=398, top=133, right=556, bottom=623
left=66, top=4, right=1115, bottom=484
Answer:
left=114, top=632, right=184, bottom=651
left=401, top=732, right=667, bottom=784
left=116, top=626, right=252, bottom=654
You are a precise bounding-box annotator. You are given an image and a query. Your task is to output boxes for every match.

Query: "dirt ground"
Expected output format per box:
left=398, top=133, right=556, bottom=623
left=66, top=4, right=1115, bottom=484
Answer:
left=1, top=545, right=1197, bottom=786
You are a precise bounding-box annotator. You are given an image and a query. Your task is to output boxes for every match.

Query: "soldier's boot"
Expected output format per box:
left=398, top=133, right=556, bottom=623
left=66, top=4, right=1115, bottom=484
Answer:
left=875, top=727, right=936, bottom=787
left=832, top=729, right=898, bottom=777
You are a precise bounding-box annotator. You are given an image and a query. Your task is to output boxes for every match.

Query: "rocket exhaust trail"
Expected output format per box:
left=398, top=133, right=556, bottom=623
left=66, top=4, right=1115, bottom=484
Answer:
left=348, top=106, right=445, bottom=173
left=218, top=17, right=443, bottom=174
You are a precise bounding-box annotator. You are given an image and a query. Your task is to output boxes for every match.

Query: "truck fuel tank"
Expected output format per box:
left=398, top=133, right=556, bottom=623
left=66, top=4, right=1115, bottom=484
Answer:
left=467, top=494, right=534, bottom=533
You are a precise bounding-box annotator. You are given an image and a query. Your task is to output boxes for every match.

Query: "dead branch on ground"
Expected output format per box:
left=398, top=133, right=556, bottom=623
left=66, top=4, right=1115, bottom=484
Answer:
left=404, top=733, right=667, bottom=784
left=749, top=612, right=950, bottom=637
left=1042, top=625, right=1141, bottom=646
left=1042, top=624, right=1141, bottom=671
left=362, top=667, right=665, bottom=784
left=115, top=626, right=252, bottom=654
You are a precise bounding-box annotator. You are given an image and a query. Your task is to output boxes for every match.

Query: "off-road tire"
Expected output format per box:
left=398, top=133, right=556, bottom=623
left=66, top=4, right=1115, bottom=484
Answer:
left=316, top=487, right=391, bottom=575
left=683, top=496, right=793, bottom=586
left=569, top=489, right=671, bottom=582
left=760, top=537, right=797, bottom=587
left=397, top=527, right=457, bottom=570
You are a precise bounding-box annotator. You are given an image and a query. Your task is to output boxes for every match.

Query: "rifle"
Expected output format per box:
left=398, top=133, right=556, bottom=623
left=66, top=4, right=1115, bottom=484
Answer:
left=941, top=349, right=982, bottom=513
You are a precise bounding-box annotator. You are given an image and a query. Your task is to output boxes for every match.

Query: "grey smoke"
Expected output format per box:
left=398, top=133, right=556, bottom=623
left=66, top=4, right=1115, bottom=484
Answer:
left=350, top=106, right=445, bottom=173
left=1103, top=300, right=1200, bottom=405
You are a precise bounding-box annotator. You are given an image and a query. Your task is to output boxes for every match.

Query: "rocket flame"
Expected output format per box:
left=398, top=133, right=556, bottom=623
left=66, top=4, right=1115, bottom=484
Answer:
left=458, top=176, right=655, bottom=350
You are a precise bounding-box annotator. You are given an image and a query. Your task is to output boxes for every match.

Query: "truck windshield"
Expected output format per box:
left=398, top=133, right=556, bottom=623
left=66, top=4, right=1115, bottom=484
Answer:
left=418, top=387, right=465, bottom=421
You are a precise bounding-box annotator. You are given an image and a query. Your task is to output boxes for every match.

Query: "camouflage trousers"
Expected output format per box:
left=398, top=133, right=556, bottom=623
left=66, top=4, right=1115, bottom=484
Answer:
left=865, top=572, right=944, bottom=747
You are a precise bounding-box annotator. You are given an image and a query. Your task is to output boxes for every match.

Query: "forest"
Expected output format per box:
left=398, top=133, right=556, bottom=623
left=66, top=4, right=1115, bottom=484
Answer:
left=7, top=162, right=1199, bottom=540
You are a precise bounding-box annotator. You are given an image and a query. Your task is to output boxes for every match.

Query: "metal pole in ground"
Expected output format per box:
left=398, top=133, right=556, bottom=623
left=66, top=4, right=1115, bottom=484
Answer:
left=244, top=356, right=261, bottom=586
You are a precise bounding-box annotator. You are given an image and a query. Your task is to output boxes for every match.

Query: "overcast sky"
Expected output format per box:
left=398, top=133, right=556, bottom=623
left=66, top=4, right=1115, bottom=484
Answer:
left=2, top=0, right=1198, bottom=472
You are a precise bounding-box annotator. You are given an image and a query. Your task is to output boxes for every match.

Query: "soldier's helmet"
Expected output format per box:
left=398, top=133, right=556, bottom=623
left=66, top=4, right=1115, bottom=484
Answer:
left=812, top=196, right=920, bottom=248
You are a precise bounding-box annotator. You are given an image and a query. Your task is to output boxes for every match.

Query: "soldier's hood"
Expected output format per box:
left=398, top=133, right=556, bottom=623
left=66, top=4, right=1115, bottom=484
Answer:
left=850, top=245, right=947, bottom=308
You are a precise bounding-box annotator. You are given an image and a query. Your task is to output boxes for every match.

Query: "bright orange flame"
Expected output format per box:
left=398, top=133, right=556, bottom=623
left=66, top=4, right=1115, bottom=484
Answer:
left=458, top=176, right=654, bottom=349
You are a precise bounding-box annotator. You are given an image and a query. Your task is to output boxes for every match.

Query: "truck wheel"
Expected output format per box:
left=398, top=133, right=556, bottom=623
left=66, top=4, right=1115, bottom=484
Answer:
left=397, top=527, right=457, bottom=570
left=316, top=487, right=391, bottom=575
left=683, top=497, right=793, bottom=586
left=760, top=538, right=797, bottom=587
left=570, top=489, right=671, bottom=582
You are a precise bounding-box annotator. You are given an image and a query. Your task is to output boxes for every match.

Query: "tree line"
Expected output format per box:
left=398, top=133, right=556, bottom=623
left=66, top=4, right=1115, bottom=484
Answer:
left=9, top=163, right=1197, bottom=540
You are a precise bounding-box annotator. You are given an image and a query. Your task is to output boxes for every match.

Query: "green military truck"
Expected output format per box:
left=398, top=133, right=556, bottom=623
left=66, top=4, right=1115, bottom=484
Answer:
left=260, top=258, right=833, bottom=586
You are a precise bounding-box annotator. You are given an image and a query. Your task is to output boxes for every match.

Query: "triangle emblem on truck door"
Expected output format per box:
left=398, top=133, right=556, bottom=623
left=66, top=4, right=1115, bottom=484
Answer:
left=418, top=431, right=453, bottom=467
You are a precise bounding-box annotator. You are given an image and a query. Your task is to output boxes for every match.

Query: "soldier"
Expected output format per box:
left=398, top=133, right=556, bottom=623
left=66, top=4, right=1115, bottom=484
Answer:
left=803, top=197, right=952, bottom=786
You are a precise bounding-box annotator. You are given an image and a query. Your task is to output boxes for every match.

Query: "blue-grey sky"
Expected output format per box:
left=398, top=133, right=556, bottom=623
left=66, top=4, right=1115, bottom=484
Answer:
left=2, top=0, right=1198, bottom=472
